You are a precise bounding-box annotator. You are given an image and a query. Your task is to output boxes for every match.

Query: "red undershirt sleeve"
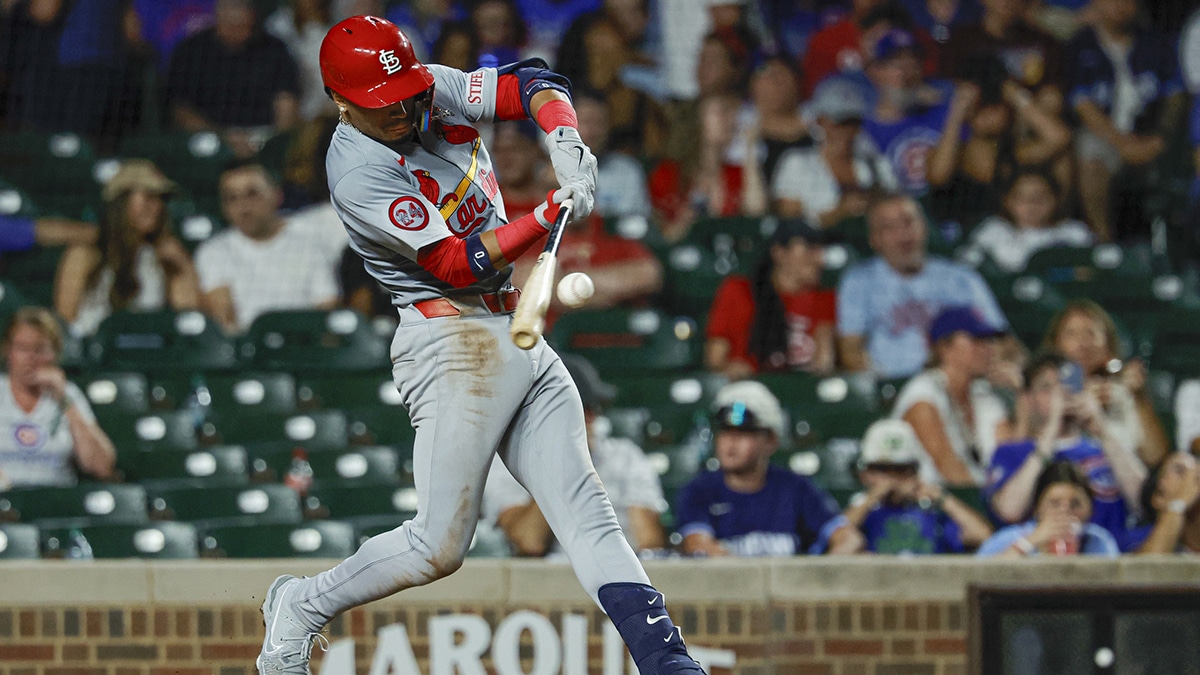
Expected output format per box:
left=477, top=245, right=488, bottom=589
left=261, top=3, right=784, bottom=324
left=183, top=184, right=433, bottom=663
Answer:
left=495, top=74, right=527, bottom=121
left=416, top=211, right=549, bottom=288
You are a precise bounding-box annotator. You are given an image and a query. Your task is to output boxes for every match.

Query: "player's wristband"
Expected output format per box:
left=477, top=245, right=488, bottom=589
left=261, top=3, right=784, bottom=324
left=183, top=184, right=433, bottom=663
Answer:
left=535, top=100, right=577, bottom=133
left=464, top=233, right=497, bottom=281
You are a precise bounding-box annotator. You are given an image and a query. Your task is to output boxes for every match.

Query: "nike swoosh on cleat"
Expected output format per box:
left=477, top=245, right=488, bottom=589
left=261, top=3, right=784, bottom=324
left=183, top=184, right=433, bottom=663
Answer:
left=663, top=634, right=673, bottom=642
left=648, top=593, right=662, bottom=605
left=646, top=615, right=669, bottom=625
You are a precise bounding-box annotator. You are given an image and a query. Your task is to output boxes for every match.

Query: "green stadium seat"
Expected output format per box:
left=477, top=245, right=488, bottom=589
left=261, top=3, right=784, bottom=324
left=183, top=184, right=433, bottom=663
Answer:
left=117, top=132, right=232, bottom=200
left=550, top=308, right=700, bottom=374
left=146, top=484, right=302, bottom=527
left=660, top=243, right=733, bottom=320
left=98, top=410, right=199, bottom=452
left=296, top=372, right=399, bottom=410
left=0, top=484, right=148, bottom=527
left=0, top=523, right=40, bottom=559
left=41, top=522, right=198, bottom=559
left=240, top=310, right=390, bottom=373
left=985, top=275, right=1068, bottom=350
left=605, top=372, right=725, bottom=409
left=245, top=445, right=402, bottom=486
left=1148, top=308, right=1200, bottom=377
left=303, top=482, right=418, bottom=520
left=199, top=521, right=356, bottom=559
left=0, top=132, right=101, bottom=219
left=81, top=372, right=151, bottom=417
left=757, top=372, right=880, bottom=445
left=346, top=514, right=416, bottom=542
left=344, top=405, right=416, bottom=447
left=0, top=246, right=65, bottom=307
left=206, top=372, right=298, bottom=415
left=818, top=242, right=860, bottom=290
left=209, top=410, right=348, bottom=448
left=1025, top=243, right=1155, bottom=282
left=123, top=446, right=249, bottom=487
left=603, top=372, right=722, bottom=446
left=775, top=439, right=862, bottom=491
left=0, top=179, right=39, bottom=217
left=86, top=310, right=238, bottom=373
left=0, top=281, right=33, bottom=331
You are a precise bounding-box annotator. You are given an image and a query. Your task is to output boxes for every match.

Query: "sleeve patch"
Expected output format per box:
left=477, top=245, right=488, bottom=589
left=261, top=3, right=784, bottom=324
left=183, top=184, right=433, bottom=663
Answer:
left=389, top=197, right=430, bottom=231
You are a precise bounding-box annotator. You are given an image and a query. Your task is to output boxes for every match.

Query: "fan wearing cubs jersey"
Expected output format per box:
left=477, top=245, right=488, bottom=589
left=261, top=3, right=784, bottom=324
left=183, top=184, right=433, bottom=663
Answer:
left=255, top=16, right=706, bottom=675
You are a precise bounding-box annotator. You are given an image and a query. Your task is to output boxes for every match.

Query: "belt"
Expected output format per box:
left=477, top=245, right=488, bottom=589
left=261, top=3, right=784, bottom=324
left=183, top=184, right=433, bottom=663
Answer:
left=412, top=289, right=521, bottom=318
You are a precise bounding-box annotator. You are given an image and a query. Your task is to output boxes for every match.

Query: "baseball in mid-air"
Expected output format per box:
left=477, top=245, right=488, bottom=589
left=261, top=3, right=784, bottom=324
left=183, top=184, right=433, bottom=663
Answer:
left=556, top=272, right=595, bottom=308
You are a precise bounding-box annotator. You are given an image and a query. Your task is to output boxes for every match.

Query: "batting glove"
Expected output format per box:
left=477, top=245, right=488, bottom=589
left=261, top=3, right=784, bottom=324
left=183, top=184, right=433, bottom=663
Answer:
left=533, top=190, right=563, bottom=230
left=543, top=126, right=598, bottom=219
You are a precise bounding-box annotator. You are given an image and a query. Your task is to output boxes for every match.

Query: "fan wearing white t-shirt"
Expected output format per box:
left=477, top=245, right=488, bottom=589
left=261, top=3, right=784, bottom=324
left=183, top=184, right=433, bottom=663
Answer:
left=964, top=170, right=1092, bottom=273
left=196, top=161, right=339, bottom=334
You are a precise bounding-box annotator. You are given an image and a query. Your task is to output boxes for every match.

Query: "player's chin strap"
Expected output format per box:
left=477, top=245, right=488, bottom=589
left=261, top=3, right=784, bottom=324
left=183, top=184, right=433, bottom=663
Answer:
left=597, top=583, right=706, bottom=674
left=413, top=84, right=450, bottom=151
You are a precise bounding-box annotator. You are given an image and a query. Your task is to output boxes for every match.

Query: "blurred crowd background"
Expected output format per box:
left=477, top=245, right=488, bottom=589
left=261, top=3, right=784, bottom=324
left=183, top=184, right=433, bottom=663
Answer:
left=0, top=0, right=1199, bottom=562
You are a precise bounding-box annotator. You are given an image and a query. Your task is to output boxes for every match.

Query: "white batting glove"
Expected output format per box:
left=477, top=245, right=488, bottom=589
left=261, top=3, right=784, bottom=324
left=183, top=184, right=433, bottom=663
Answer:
left=543, top=126, right=598, bottom=219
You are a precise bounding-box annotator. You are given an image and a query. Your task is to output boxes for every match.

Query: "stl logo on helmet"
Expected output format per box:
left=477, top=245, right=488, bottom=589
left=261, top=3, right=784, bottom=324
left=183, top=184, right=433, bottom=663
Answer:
left=388, top=196, right=429, bottom=230
left=379, top=49, right=403, bottom=75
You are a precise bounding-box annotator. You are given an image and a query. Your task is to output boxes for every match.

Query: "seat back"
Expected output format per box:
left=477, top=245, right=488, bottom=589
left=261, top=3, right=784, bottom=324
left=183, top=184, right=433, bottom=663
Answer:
left=240, top=310, right=390, bottom=373
left=87, top=310, right=237, bottom=373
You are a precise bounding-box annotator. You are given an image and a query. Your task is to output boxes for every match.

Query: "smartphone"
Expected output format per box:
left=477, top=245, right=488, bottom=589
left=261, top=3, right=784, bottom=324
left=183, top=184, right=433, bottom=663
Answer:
left=1060, top=361, right=1084, bottom=394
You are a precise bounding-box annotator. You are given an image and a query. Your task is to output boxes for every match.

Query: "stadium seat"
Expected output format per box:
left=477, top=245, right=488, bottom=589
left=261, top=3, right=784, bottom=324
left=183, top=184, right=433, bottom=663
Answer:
left=245, top=445, right=402, bottom=486
left=0, top=281, right=33, bottom=330
left=344, top=405, right=416, bottom=447
left=1025, top=243, right=1155, bottom=283
left=205, top=372, right=298, bottom=415
left=41, top=522, right=198, bottom=559
left=98, top=410, right=199, bottom=453
left=117, top=132, right=232, bottom=200
left=209, top=409, right=348, bottom=448
left=302, top=482, right=419, bottom=520
left=985, top=276, right=1067, bottom=350
left=122, top=446, right=249, bottom=488
left=146, top=484, right=302, bottom=527
left=199, top=521, right=356, bottom=559
left=0, top=132, right=101, bottom=219
left=1148, top=308, right=1200, bottom=377
left=239, top=309, right=391, bottom=373
left=0, top=484, right=148, bottom=527
left=550, top=308, right=700, bottom=374
left=345, top=513, right=416, bottom=542
left=757, top=372, right=880, bottom=445
left=660, top=243, right=736, bottom=320
left=0, top=246, right=65, bottom=308
left=0, top=523, right=40, bottom=559
left=81, top=372, right=151, bottom=417
left=0, top=179, right=39, bottom=217
left=775, top=439, right=862, bottom=491
left=605, top=371, right=725, bottom=409
left=296, top=372, right=399, bottom=410
left=86, top=310, right=238, bottom=373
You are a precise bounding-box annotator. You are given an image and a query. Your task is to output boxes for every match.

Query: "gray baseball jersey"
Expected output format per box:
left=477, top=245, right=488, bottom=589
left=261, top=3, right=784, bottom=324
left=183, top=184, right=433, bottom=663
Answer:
left=326, top=65, right=513, bottom=307
left=0, top=376, right=95, bottom=487
left=287, top=64, right=652, bottom=624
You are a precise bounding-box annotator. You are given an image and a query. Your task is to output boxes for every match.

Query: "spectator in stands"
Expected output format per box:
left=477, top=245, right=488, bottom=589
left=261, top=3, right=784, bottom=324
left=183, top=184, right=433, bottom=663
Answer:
left=54, top=160, right=200, bottom=337
left=772, top=77, right=896, bottom=227
left=676, top=381, right=865, bottom=556
left=129, top=0, right=217, bottom=71
left=941, top=0, right=1064, bottom=106
left=962, top=168, right=1092, bottom=273
left=1177, top=381, right=1200, bottom=454
left=1134, top=452, right=1200, bottom=554
left=705, top=220, right=836, bottom=377
left=429, top=20, right=479, bottom=71
left=490, top=120, right=554, bottom=218
left=836, top=193, right=1009, bottom=379
left=196, top=160, right=338, bottom=334
left=470, top=0, right=526, bottom=66
left=384, top=0, right=467, bottom=61
left=661, top=28, right=753, bottom=170
left=0, top=215, right=97, bottom=260
left=802, top=0, right=938, bottom=98
left=978, top=460, right=1120, bottom=556
left=891, top=306, right=1010, bottom=486
left=265, top=0, right=336, bottom=122
left=0, top=307, right=114, bottom=489
left=925, top=60, right=1072, bottom=226
left=519, top=0, right=603, bottom=64
left=165, top=0, right=301, bottom=158
left=575, top=90, right=651, bottom=220
left=860, top=29, right=954, bottom=197
left=1041, top=300, right=1171, bottom=468
left=988, top=353, right=1145, bottom=549
left=735, top=55, right=813, bottom=191
left=482, top=354, right=666, bottom=557
left=1067, top=0, right=1186, bottom=242
left=846, top=419, right=993, bottom=553
left=901, top=0, right=981, bottom=44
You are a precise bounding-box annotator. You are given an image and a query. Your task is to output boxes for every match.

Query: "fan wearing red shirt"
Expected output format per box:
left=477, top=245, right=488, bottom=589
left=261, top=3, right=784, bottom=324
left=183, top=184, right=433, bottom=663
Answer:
left=706, top=220, right=836, bottom=378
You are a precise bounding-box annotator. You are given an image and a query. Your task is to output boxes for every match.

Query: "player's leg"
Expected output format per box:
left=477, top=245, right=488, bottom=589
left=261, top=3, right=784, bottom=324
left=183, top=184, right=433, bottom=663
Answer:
left=497, top=343, right=705, bottom=675
left=258, top=311, right=530, bottom=674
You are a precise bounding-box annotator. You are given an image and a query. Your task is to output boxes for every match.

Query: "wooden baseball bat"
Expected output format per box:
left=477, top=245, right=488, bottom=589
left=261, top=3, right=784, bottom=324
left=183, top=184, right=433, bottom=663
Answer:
left=510, top=198, right=573, bottom=350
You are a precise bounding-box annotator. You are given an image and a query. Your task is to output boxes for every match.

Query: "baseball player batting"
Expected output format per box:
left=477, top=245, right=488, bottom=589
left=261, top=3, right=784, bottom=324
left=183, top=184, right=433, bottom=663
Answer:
left=255, top=16, right=706, bottom=675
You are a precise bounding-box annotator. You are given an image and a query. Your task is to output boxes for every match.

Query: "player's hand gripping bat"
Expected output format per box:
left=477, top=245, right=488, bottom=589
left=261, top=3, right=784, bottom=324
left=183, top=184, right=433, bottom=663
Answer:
left=510, top=198, right=573, bottom=350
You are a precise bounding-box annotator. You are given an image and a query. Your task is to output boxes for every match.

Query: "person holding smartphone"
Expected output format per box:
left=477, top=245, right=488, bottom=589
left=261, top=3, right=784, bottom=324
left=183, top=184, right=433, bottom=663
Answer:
left=985, top=353, right=1147, bottom=550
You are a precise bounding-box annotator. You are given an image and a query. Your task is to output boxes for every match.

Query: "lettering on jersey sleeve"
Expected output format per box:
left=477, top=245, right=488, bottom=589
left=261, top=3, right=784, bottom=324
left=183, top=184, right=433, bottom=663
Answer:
left=468, top=70, right=485, bottom=105
left=389, top=196, right=430, bottom=231
left=479, top=167, right=499, bottom=200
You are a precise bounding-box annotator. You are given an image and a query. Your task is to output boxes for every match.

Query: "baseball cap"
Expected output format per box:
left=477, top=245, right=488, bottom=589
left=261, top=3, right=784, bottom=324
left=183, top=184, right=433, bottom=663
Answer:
left=711, top=381, right=786, bottom=438
left=770, top=218, right=826, bottom=246
left=859, top=419, right=921, bottom=467
left=872, top=29, right=921, bottom=62
left=102, top=159, right=178, bottom=203
left=928, top=306, right=1005, bottom=343
left=561, top=354, right=616, bottom=410
left=808, top=78, right=869, bottom=123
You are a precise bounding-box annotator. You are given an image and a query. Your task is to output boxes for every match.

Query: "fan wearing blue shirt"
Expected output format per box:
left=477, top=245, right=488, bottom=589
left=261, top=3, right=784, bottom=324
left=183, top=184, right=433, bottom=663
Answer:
left=986, top=353, right=1146, bottom=550
left=675, top=381, right=864, bottom=557
left=845, top=419, right=993, bottom=554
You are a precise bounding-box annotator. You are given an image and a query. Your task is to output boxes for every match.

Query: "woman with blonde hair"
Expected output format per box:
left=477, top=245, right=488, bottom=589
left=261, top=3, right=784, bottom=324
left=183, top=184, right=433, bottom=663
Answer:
left=0, top=307, right=114, bottom=488
left=1040, top=299, right=1169, bottom=468
left=54, top=160, right=200, bottom=336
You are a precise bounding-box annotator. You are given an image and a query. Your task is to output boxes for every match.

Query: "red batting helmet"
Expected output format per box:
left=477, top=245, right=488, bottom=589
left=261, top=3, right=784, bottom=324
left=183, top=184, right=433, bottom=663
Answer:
left=320, top=16, right=434, bottom=109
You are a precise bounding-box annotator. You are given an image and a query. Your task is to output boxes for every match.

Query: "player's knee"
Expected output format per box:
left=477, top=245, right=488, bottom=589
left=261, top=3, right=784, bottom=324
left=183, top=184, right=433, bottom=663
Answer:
left=426, top=548, right=466, bottom=577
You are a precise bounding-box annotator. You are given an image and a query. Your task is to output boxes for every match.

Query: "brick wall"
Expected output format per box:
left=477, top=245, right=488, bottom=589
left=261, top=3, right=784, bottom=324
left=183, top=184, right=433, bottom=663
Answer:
left=0, top=558, right=1195, bottom=675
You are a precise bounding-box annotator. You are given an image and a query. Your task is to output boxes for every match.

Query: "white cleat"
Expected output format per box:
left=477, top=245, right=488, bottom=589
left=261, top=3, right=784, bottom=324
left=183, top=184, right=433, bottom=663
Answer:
left=256, top=575, right=328, bottom=675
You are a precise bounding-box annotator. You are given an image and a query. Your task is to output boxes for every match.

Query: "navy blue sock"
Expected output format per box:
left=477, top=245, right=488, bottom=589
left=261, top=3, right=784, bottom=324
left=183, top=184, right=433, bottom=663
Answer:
left=597, top=582, right=705, bottom=674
